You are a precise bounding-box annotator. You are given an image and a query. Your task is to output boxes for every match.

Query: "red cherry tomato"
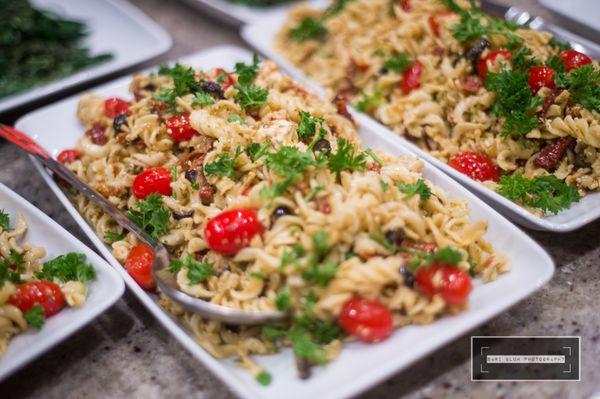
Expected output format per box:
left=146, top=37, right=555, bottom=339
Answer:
left=477, top=50, right=513, bottom=79
left=449, top=151, right=500, bottom=182
left=528, top=66, right=556, bottom=93
left=429, top=12, right=454, bottom=37
left=416, top=263, right=472, bottom=305
left=338, top=297, right=394, bottom=343
left=213, top=68, right=236, bottom=89
left=104, top=97, right=132, bottom=118
left=132, top=167, right=172, bottom=200
left=57, top=149, right=81, bottom=164
left=560, top=49, right=592, bottom=72
left=204, top=209, right=264, bottom=256
left=401, top=61, right=423, bottom=95
left=400, top=0, right=410, bottom=11
left=125, top=243, right=155, bottom=290
left=9, top=281, right=65, bottom=317
left=165, top=114, right=198, bottom=142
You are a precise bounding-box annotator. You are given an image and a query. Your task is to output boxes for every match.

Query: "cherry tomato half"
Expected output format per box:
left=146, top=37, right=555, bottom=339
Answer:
left=449, top=151, right=500, bottom=182
left=560, top=49, right=592, bottom=72
left=165, top=114, right=198, bottom=142
left=477, top=50, right=513, bottom=79
left=528, top=66, right=555, bottom=93
left=338, top=297, right=394, bottom=343
left=57, top=149, right=82, bottom=164
left=9, top=281, right=65, bottom=317
left=204, top=209, right=264, bottom=256
left=132, top=167, right=172, bottom=200
left=104, top=97, right=132, bottom=118
left=125, top=243, right=155, bottom=290
left=416, top=263, right=472, bottom=305
left=401, top=61, right=423, bottom=95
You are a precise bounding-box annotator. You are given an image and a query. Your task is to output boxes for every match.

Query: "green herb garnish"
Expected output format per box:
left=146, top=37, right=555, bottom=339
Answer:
left=168, top=255, right=213, bottom=285
left=396, top=179, right=432, bottom=201
left=37, top=253, right=96, bottom=283
left=128, top=194, right=170, bottom=239
left=23, top=305, right=45, bottom=330
left=289, top=17, right=327, bottom=42
left=204, top=147, right=242, bottom=179
left=0, top=210, right=10, bottom=231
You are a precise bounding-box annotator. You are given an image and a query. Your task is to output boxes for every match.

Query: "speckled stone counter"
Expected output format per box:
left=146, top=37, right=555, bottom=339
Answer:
left=1, top=1, right=599, bottom=398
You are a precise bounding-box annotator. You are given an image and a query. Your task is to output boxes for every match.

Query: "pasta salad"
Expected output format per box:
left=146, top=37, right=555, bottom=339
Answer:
left=59, top=56, right=508, bottom=383
left=276, top=0, right=600, bottom=216
left=0, top=210, right=96, bottom=356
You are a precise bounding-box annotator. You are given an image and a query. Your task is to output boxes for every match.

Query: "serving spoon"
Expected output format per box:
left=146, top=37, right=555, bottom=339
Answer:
left=0, top=124, right=285, bottom=325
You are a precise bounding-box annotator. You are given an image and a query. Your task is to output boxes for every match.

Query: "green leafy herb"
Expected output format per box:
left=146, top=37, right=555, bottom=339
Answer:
left=327, top=138, right=367, bottom=174
left=304, top=184, right=325, bottom=201
left=23, top=305, right=45, bottom=330
left=154, top=63, right=198, bottom=105
left=363, top=148, right=384, bottom=166
left=380, top=179, right=390, bottom=191
left=234, top=84, right=269, bottom=109
left=245, top=142, right=270, bottom=161
left=250, top=272, right=265, bottom=280
left=192, top=91, right=216, bottom=107
left=104, top=231, right=126, bottom=242
left=312, top=230, right=328, bottom=260
left=289, top=324, right=327, bottom=364
left=485, top=69, right=542, bottom=136
left=128, top=194, right=170, bottom=239
left=396, top=179, right=432, bottom=201
left=302, top=263, right=337, bottom=286
left=275, top=286, right=291, bottom=311
left=168, top=256, right=213, bottom=284
left=511, top=47, right=538, bottom=71
left=204, top=147, right=242, bottom=178
left=544, top=55, right=566, bottom=73
left=401, top=245, right=462, bottom=272
left=228, top=114, right=245, bottom=125
left=383, top=53, right=411, bottom=74
left=429, top=247, right=462, bottom=265
left=556, top=65, right=600, bottom=113
left=497, top=173, right=580, bottom=214
left=234, top=54, right=260, bottom=85
left=171, top=165, right=178, bottom=182
left=548, top=37, right=571, bottom=51
left=323, top=0, right=356, bottom=18
left=0, top=210, right=10, bottom=231
left=289, top=17, right=327, bottom=42
left=355, top=88, right=384, bottom=112
left=38, top=253, right=96, bottom=283
left=255, top=371, right=272, bottom=386
left=0, top=250, right=25, bottom=286
left=280, top=245, right=305, bottom=269
left=297, top=111, right=324, bottom=140
left=262, top=146, right=316, bottom=197
left=371, top=229, right=396, bottom=253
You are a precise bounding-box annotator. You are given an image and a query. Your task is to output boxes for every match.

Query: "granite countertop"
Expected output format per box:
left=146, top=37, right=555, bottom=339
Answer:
left=1, top=1, right=599, bottom=398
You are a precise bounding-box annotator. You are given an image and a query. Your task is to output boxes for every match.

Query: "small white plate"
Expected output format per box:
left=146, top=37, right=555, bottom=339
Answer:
left=179, top=0, right=320, bottom=26
left=240, top=6, right=600, bottom=232
left=0, top=183, right=124, bottom=381
left=540, top=0, right=600, bottom=33
left=0, top=0, right=172, bottom=115
left=16, top=45, right=554, bottom=399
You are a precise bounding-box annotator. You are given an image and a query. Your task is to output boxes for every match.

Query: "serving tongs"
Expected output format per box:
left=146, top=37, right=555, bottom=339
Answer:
left=481, top=0, right=600, bottom=60
left=0, top=124, right=285, bottom=325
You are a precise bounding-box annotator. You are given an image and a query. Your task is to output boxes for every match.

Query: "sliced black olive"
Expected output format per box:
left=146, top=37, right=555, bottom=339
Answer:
left=400, top=266, right=415, bottom=288
left=113, top=113, right=128, bottom=133
left=184, top=169, right=198, bottom=183
left=271, top=206, right=292, bottom=224
left=200, top=81, right=225, bottom=99
left=385, top=228, right=405, bottom=248
left=465, top=38, right=490, bottom=72
left=144, top=83, right=157, bottom=92
left=379, top=66, right=389, bottom=74
left=312, top=139, right=331, bottom=154
left=173, top=210, right=194, bottom=220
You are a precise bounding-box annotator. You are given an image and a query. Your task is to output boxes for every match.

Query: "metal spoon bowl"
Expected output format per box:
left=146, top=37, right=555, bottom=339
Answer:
left=0, top=124, right=286, bottom=325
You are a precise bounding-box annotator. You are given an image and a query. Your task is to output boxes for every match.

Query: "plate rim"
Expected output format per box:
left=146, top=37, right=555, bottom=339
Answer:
left=14, top=44, right=555, bottom=399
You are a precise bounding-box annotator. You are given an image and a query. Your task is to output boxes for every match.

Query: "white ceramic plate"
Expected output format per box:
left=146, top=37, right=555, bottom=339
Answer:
left=15, top=46, right=554, bottom=399
left=539, top=0, right=600, bottom=33
left=179, top=0, right=319, bottom=26
left=0, top=0, right=172, bottom=115
left=0, top=183, right=124, bottom=381
left=240, top=5, right=600, bottom=232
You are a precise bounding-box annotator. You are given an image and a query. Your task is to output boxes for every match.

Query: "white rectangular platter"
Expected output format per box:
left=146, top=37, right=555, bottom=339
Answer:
left=15, top=45, right=554, bottom=399
left=0, top=0, right=172, bottom=115
left=240, top=2, right=600, bottom=232
left=0, top=183, right=124, bottom=381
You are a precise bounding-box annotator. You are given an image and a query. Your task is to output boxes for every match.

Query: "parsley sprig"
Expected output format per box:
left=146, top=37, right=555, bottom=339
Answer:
left=402, top=246, right=463, bottom=272
left=383, top=53, right=412, bottom=74
left=396, top=179, right=432, bottom=201
left=555, top=65, right=600, bottom=113
left=37, top=253, right=96, bottom=283
left=0, top=210, right=10, bottom=231
left=128, top=194, right=170, bottom=239
left=168, top=255, right=213, bottom=285
left=153, top=63, right=198, bottom=106
left=297, top=111, right=324, bottom=140
left=0, top=250, right=24, bottom=287
left=497, top=173, right=580, bottom=214
left=204, top=147, right=242, bottom=179
left=23, top=305, right=45, bottom=330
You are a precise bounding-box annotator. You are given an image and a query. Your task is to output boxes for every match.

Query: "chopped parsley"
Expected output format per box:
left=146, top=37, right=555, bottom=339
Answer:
left=371, top=229, right=396, bottom=253
left=204, top=147, right=242, bottom=179
left=544, top=55, right=566, bottom=73
left=323, top=0, right=356, bottom=18
left=171, top=165, right=178, bottom=182
left=0, top=210, right=10, bottom=231
left=234, top=54, right=260, bottom=86
left=192, top=91, right=215, bottom=107
left=548, top=37, right=571, bottom=51
left=380, top=179, right=390, bottom=191
left=383, top=53, right=411, bottom=74
left=153, top=63, right=198, bottom=105
left=497, top=173, right=580, bottom=214
left=485, top=69, right=542, bottom=137
left=245, top=142, right=270, bottom=161
left=275, top=286, right=291, bottom=311
left=37, top=253, right=96, bottom=283
left=355, top=88, right=384, bottom=113
left=128, top=194, right=170, bottom=239
left=23, top=305, right=45, bottom=330
left=0, top=250, right=25, bottom=286
left=228, top=114, right=245, bottom=125
left=234, top=83, right=269, bottom=109
left=304, top=184, right=325, bottom=201
left=168, top=255, right=213, bottom=285
left=396, top=179, right=432, bottom=201
left=363, top=148, right=384, bottom=166
left=255, top=371, right=272, bottom=386
left=302, top=231, right=337, bottom=286
left=327, top=138, right=367, bottom=174
left=289, top=17, right=327, bottom=42
left=402, top=246, right=463, bottom=272
left=297, top=111, right=324, bottom=140
left=555, top=65, right=600, bottom=113
left=104, top=230, right=126, bottom=242
left=262, top=146, right=316, bottom=197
